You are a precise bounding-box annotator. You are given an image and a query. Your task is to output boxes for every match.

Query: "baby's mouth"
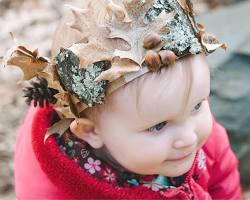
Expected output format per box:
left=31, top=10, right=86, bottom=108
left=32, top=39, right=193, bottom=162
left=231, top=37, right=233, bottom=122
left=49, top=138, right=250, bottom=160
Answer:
left=166, top=150, right=195, bottom=162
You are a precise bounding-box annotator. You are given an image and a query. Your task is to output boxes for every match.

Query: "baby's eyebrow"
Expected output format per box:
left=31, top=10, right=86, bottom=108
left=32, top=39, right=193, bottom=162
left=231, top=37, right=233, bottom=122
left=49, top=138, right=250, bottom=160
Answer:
left=137, top=93, right=208, bottom=130
left=135, top=103, right=174, bottom=130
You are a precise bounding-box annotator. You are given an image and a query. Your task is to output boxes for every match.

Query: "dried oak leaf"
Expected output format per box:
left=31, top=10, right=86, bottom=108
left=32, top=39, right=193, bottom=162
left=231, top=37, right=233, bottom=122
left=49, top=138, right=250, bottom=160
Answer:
left=44, top=118, right=73, bottom=144
left=106, top=0, right=132, bottom=24
left=38, top=72, right=63, bottom=95
left=2, top=45, right=48, bottom=80
left=201, top=33, right=227, bottom=53
left=54, top=106, right=76, bottom=120
left=53, top=92, right=77, bottom=119
left=177, top=0, right=199, bottom=34
left=70, top=93, right=88, bottom=113
left=69, top=42, right=113, bottom=69
left=95, top=57, right=140, bottom=82
left=109, top=10, right=174, bottom=66
left=123, top=0, right=154, bottom=18
left=197, top=23, right=205, bottom=33
left=38, top=63, right=88, bottom=118
left=177, top=0, right=193, bottom=14
left=66, top=5, right=114, bottom=68
left=75, top=101, right=89, bottom=114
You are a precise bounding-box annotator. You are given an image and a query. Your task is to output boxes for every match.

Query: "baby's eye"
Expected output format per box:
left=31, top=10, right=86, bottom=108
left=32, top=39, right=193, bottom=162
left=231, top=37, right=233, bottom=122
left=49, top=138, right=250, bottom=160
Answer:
left=148, top=121, right=167, bottom=133
left=191, top=100, right=204, bottom=114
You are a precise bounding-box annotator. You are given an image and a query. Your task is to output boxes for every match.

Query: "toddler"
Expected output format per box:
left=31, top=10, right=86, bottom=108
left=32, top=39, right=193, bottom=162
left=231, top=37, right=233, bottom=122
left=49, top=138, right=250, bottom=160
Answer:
left=7, top=0, right=242, bottom=199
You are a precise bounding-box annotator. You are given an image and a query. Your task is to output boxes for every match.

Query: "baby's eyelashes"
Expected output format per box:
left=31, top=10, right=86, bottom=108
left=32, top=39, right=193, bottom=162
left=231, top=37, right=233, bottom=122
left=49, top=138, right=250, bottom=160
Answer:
left=147, top=100, right=205, bottom=133
left=191, top=100, right=204, bottom=114
left=148, top=121, right=168, bottom=133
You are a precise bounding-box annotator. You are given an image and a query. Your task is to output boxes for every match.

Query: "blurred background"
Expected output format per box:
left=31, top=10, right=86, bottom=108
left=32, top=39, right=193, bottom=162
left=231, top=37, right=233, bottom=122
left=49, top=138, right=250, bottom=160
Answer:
left=0, top=0, right=249, bottom=199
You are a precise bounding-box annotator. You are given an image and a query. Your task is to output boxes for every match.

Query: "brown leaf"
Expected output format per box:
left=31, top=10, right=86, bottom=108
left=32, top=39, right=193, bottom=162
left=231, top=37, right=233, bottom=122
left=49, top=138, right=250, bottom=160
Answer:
left=66, top=4, right=116, bottom=69
left=106, top=0, right=131, bottom=24
left=123, top=0, right=154, bottom=18
left=177, top=0, right=199, bottom=34
left=196, top=23, right=206, bottom=40
left=109, top=10, right=174, bottom=66
left=70, top=93, right=88, bottom=113
left=69, top=42, right=113, bottom=69
left=201, top=33, right=227, bottom=53
left=70, top=93, right=81, bottom=104
left=53, top=92, right=78, bottom=119
left=54, top=92, right=71, bottom=107
left=95, top=57, right=140, bottom=82
left=75, top=101, right=89, bottom=114
left=44, top=118, right=73, bottom=144
left=177, top=0, right=193, bottom=14
left=2, top=45, right=48, bottom=80
left=38, top=65, right=85, bottom=119
left=66, top=5, right=88, bottom=33
left=54, top=106, right=77, bottom=119
left=197, top=23, right=205, bottom=33
left=38, top=71, right=63, bottom=93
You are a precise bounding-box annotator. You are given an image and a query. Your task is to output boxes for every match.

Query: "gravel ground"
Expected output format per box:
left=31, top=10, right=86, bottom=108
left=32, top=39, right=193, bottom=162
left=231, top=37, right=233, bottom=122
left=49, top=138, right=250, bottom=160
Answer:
left=0, top=0, right=249, bottom=199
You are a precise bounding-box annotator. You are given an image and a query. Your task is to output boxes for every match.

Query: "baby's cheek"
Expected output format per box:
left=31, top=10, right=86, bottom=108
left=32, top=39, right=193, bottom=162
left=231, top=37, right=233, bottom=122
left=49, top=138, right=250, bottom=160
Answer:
left=197, top=102, right=213, bottom=146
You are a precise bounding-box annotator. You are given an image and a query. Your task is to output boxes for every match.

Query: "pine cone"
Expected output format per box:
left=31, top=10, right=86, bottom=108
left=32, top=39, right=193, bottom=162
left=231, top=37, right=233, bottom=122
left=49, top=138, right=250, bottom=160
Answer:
left=23, top=77, right=58, bottom=108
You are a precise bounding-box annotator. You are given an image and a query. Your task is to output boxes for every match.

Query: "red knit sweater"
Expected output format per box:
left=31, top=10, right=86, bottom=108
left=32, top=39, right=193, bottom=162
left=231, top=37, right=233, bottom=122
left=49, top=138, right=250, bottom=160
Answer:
left=14, top=106, right=242, bottom=199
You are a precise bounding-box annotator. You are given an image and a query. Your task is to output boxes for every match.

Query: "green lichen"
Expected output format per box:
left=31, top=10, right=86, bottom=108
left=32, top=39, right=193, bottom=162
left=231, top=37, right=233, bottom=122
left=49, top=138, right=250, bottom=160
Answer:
left=144, top=0, right=202, bottom=57
left=56, top=48, right=110, bottom=107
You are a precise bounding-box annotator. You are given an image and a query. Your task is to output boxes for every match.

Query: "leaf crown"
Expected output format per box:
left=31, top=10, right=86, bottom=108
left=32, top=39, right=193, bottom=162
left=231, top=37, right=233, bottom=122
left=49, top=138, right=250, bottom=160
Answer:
left=2, top=0, right=226, bottom=137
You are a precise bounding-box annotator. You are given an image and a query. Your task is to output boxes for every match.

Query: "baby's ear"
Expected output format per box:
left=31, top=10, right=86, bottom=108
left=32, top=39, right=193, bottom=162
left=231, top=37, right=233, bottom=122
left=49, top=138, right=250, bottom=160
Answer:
left=70, top=118, right=103, bottom=149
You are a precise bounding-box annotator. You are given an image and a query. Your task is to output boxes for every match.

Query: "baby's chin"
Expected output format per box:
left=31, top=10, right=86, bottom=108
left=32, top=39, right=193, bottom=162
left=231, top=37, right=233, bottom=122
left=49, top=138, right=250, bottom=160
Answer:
left=158, top=151, right=197, bottom=178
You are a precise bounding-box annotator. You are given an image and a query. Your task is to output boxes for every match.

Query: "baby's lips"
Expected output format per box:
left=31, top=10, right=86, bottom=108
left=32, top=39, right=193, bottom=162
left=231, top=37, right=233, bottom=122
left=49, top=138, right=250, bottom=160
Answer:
left=167, top=151, right=194, bottom=162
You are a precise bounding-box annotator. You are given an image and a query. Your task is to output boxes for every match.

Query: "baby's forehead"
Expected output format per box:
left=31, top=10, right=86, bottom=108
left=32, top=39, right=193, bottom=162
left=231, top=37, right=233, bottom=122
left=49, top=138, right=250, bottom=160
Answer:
left=109, top=54, right=210, bottom=127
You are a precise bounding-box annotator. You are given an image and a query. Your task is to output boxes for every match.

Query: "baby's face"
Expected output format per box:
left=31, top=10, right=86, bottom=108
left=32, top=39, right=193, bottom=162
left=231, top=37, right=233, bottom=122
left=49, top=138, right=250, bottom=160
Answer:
left=96, top=54, right=213, bottom=177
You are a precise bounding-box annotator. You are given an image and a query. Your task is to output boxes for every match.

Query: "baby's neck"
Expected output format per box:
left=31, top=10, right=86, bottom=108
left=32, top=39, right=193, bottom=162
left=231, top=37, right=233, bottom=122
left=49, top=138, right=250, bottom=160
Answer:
left=92, top=146, right=129, bottom=173
left=56, top=129, right=186, bottom=188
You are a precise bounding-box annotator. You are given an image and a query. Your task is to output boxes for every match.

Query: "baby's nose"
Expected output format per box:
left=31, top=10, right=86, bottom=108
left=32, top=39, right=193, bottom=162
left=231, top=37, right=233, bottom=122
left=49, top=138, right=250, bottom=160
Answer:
left=172, top=131, right=198, bottom=149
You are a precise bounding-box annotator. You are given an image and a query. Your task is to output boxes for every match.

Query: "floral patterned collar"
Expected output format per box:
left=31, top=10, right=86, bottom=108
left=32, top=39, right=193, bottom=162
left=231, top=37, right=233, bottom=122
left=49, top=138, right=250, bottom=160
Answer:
left=56, top=130, right=186, bottom=192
